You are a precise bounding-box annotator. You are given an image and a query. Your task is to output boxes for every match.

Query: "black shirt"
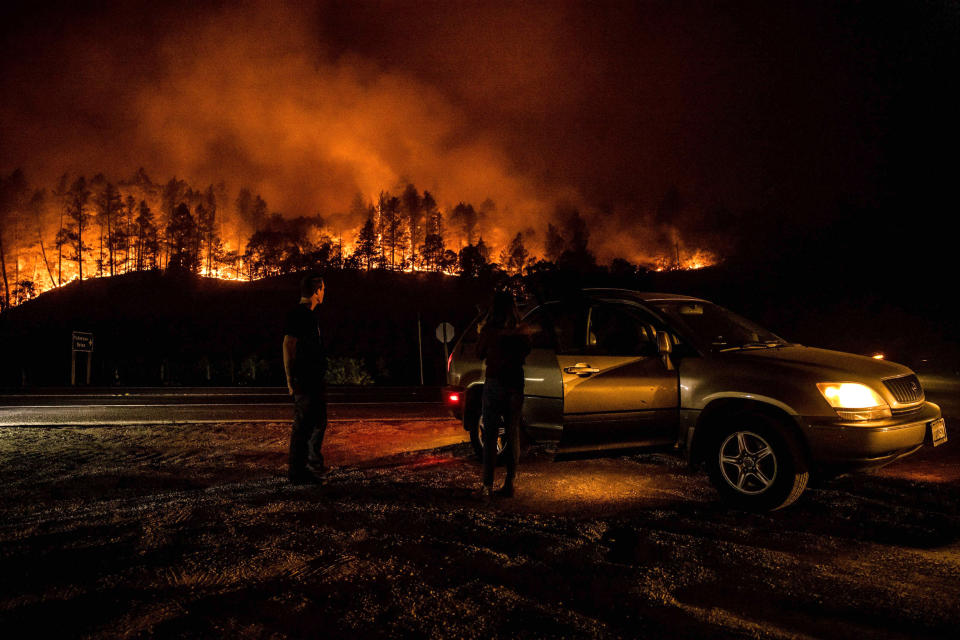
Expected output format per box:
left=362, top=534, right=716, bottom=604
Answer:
left=476, top=324, right=531, bottom=390
left=283, top=303, right=327, bottom=389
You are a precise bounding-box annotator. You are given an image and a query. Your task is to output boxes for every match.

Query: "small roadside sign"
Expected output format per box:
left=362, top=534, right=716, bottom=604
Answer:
left=436, top=322, right=456, bottom=373
left=435, top=322, right=455, bottom=343
left=71, top=331, right=94, bottom=385
left=72, top=331, right=94, bottom=352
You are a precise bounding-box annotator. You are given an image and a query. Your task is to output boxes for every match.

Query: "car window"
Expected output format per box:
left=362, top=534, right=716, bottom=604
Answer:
left=585, top=303, right=658, bottom=356
left=651, top=301, right=784, bottom=352
left=523, top=302, right=587, bottom=353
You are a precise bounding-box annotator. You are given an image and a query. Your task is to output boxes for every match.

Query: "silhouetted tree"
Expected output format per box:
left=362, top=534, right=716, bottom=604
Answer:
left=379, top=194, right=405, bottom=269
left=114, top=195, right=133, bottom=274
left=166, top=203, right=199, bottom=273
left=451, top=202, right=478, bottom=246
left=29, top=189, right=57, bottom=288
left=197, top=186, right=221, bottom=276
left=134, top=200, right=159, bottom=271
left=51, top=174, right=71, bottom=285
left=458, top=239, right=490, bottom=278
left=13, top=279, right=36, bottom=305
left=353, top=214, right=378, bottom=270
left=500, top=232, right=528, bottom=275
left=243, top=214, right=325, bottom=277
left=244, top=229, right=285, bottom=278
left=421, top=233, right=445, bottom=272
left=559, top=207, right=589, bottom=252
left=0, top=170, right=30, bottom=307
left=420, top=192, right=445, bottom=271
left=160, top=177, right=194, bottom=268
left=545, top=223, right=565, bottom=262
left=93, top=180, right=121, bottom=276
left=555, top=207, right=596, bottom=271
left=610, top=257, right=637, bottom=278
left=401, top=183, right=423, bottom=268
left=440, top=249, right=459, bottom=272
left=57, top=176, right=91, bottom=282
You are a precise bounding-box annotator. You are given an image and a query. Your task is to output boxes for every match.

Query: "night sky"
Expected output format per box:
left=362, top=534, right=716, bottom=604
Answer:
left=1, top=0, right=956, bottom=266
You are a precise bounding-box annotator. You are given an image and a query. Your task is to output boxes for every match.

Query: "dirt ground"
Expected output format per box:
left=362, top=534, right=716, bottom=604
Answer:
left=1, top=417, right=958, bottom=639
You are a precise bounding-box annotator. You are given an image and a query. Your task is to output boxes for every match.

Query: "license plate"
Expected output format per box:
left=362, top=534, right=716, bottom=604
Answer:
left=929, top=418, right=947, bottom=447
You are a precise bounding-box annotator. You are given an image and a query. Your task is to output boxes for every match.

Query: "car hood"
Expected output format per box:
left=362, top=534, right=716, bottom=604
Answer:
left=722, top=345, right=913, bottom=380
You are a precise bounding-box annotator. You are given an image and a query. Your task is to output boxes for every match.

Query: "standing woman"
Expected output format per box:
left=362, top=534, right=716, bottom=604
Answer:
left=476, top=290, right=533, bottom=498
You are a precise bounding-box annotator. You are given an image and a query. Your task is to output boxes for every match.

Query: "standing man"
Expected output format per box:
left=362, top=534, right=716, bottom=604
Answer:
left=283, top=272, right=328, bottom=484
left=475, top=289, right=533, bottom=498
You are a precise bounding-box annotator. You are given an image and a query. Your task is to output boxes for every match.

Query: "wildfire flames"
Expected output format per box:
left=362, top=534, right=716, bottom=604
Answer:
left=0, top=3, right=733, bottom=311
left=0, top=169, right=717, bottom=310
left=653, top=249, right=717, bottom=272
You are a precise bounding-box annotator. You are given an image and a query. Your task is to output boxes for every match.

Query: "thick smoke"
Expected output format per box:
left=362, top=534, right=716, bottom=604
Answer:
left=1, top=0, right=908, bottom=265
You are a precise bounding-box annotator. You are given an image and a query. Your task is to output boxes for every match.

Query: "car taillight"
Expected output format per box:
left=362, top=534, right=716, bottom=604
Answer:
left=447, top=393, right=460, bottom=404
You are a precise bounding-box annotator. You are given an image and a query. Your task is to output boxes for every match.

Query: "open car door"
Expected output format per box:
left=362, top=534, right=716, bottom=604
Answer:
left=556, top=301, right=679, bottom=453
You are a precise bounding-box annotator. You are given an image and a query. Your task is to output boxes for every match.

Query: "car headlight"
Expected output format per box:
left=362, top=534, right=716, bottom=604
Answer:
left=816, top=382, right=891, bottom=420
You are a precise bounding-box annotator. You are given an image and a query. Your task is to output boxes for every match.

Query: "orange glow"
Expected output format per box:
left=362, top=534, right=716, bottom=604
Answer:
left=872, top=353, right=885, bottom=360
left=1, top=195, right=720, bottom=310
left=652, top=248, right=718, bottom=272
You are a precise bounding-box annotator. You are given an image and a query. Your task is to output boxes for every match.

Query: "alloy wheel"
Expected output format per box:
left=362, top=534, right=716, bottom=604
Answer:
left=718, top=430, right=778, bottom=495
left=478, top=413, right=506, bottom=455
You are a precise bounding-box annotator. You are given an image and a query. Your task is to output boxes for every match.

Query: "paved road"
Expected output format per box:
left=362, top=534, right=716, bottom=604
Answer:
left=0, top=386, right=451, bottom=426
left=0, top=376, right=956, bottom=427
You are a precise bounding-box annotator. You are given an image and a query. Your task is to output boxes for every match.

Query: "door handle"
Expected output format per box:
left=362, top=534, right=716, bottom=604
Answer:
left=564, top=363, right=600, bottom=376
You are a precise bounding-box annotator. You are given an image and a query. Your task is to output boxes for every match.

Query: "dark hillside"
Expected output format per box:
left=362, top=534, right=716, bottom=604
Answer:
left=0, top=271, right=488, bottom=387
left=1, top=261, right=956, bottom=388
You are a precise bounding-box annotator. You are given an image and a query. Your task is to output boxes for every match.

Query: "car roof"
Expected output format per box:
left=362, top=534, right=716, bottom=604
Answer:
left=582, top=288, right=708, bottom=303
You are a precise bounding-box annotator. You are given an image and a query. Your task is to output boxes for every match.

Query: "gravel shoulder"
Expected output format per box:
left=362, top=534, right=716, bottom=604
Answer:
left=1, top=418, right=958, bottom=639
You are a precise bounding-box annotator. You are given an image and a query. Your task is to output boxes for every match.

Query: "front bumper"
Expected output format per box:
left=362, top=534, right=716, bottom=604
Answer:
left=803, top=401, right=943, bottom=468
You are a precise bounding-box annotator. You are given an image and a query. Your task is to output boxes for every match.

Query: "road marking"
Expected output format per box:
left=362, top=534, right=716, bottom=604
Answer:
left=0, top=402, right=442, bottom=408
left=0, top=417, right=458, bottom=426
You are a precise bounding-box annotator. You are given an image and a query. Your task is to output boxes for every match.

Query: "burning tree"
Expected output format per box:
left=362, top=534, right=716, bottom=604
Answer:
left=0, top=170, right=30, bottom=308
left=57, top=176, right=92, bottom=283
left=450, top=202, right=478, bottom=247
left=92, top=178, right=122, bottom=277
left=0, top=166, right=721, bottom=314
left=500, top=232, right=529, bottom=276
left=401, top=183, right=423, bottom=269
left=134, top=200, right=160, bottom=272
left=166, top=203, right=200, bottom=273
left=353, top=214, right=379, bottom=271
left=377, top=192, right=406, bottom=270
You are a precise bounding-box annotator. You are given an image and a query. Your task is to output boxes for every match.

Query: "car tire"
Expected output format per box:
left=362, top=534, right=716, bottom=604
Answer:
left=468, top=410, right=506, bottom=462
left=706, top=411, right=809, bottom=511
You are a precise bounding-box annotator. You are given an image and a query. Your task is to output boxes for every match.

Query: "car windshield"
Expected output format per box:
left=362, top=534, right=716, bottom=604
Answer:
left=651, top=301, right=787, bottom=352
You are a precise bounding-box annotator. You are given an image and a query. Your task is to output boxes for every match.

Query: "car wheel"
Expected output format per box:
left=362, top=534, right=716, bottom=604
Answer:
left=707, top=412, right=809, bottom=511
left=468, top=411, right=506, bottom=462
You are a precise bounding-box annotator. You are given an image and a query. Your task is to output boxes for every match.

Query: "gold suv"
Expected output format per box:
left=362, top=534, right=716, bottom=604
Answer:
left=445, top=289, right=946, bottom=510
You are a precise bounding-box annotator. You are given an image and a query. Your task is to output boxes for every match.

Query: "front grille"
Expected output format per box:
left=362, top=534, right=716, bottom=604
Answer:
left=892, top=406, right=923, bottom=418
left=883, top=374, right=924, bottom=404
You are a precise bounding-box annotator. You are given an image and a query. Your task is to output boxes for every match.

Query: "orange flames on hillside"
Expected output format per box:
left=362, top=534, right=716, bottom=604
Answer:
left=653, top=249, right=717, bottom=272
left=0, top=174, right=719, bottom=311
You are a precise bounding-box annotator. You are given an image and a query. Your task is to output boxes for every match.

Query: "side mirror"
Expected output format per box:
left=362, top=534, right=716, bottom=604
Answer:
left=657, top=331, right=673, bottom=354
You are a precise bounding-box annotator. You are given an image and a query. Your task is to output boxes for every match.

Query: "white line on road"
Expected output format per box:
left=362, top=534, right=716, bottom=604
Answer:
left=0, top=418, right=457, bottom=426
left=2, top=402, right=442, bottom=408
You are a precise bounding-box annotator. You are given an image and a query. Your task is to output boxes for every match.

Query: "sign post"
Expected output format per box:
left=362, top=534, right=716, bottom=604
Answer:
left=435, top=322, right=455, bottom=373
left=417, top=313, right=424, bottom=386
left=71, top=331, right=94, bottom=385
